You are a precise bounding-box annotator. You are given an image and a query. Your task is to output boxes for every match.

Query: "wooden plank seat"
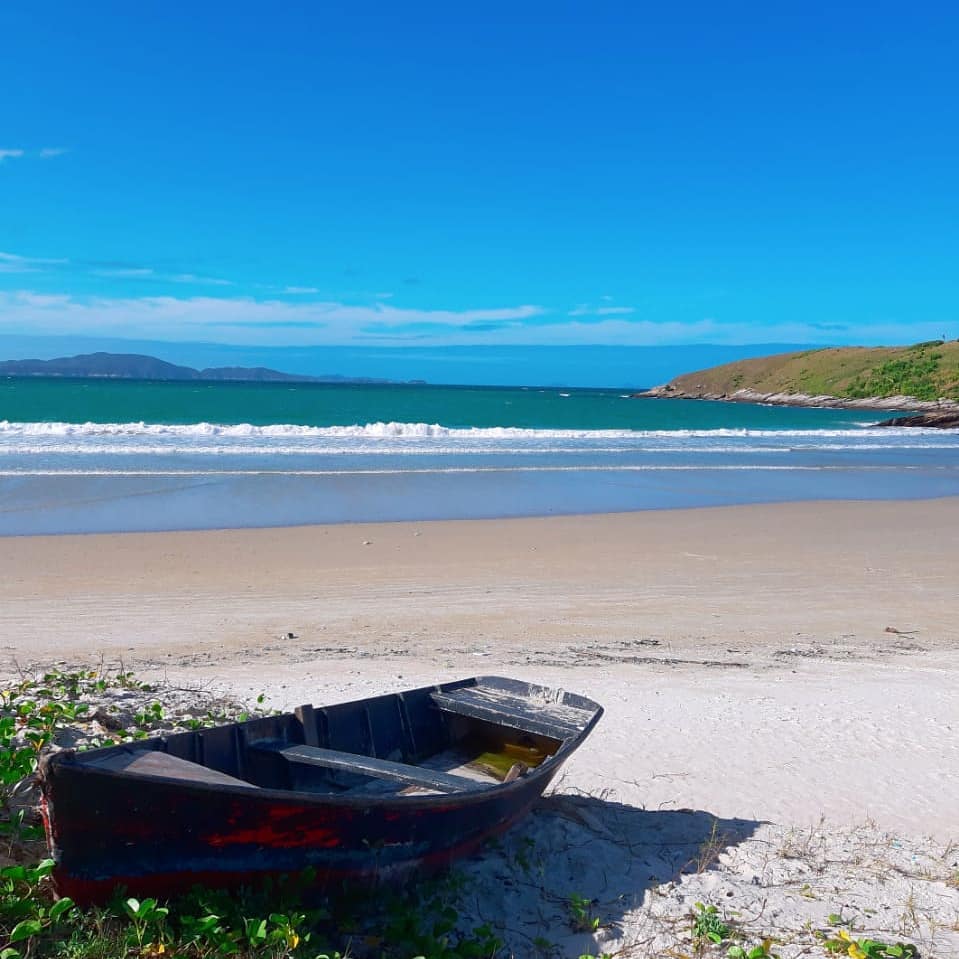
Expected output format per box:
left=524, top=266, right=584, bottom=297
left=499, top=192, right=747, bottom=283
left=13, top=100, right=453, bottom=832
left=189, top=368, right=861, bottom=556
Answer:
left=255, top=744, right=491, bottom=794
left=83, top=748, right=259, bottom=789
left=430, top=687, right=585, bottom=741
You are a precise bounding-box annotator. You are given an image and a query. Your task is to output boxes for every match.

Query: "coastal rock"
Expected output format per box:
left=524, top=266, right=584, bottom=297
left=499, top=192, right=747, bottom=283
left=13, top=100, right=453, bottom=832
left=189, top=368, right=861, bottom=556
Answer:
left=874, top=410, right=959, bottom=429
left=637, top=384, right=959, bottom=414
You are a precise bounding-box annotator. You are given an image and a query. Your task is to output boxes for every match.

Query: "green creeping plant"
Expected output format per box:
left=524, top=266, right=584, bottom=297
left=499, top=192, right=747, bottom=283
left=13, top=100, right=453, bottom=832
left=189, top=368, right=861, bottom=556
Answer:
left=691, top=901, right=732, bottom=944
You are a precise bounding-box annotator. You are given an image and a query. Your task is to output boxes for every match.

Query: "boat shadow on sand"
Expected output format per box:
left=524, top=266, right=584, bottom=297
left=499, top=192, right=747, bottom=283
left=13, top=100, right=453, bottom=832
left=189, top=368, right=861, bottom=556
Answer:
left=455, top=791, right=763, bottom=957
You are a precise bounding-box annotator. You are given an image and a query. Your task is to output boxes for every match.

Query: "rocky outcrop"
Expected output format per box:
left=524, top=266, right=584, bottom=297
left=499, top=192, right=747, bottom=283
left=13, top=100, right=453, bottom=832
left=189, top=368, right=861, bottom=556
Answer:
left=875, top=410, right=959, bottom=429
left=638, top=384, right=959, bottom=414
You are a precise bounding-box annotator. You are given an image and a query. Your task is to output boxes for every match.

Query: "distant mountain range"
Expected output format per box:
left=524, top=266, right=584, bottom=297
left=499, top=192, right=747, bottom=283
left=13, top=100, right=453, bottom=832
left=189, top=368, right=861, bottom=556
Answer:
left=0, top=352, right=410, bottom=384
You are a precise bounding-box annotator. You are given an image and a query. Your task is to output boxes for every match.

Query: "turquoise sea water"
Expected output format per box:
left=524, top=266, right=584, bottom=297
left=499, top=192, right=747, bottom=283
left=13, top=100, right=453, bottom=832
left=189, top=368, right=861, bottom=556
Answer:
left=2, top=378, right=958, bottom=535
left=0, top=376, right=876, bottom=430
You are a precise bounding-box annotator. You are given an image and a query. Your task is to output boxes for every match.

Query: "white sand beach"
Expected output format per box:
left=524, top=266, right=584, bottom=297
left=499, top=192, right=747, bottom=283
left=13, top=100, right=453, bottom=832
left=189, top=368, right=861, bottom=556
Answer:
left=3, top=498, right=958, bottom=956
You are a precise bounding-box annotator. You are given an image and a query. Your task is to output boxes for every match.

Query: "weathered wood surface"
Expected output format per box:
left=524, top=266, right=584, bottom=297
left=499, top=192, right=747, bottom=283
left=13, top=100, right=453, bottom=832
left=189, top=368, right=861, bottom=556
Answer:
left=84, top=748, right=258, bottom=789
left=430, top=685, right=589, bottom=741
left=262, top=744, right=490, bottom=794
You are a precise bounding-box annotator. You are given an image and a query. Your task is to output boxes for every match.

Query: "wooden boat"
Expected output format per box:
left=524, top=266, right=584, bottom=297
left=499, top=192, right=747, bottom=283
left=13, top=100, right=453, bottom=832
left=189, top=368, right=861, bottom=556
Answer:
left=39, top=676, right=602, bottom=903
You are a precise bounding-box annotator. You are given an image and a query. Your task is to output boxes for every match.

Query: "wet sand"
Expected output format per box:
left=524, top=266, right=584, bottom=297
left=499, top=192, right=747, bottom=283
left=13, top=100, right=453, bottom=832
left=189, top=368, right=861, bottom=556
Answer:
left=4, top=497, right=958, bottom=657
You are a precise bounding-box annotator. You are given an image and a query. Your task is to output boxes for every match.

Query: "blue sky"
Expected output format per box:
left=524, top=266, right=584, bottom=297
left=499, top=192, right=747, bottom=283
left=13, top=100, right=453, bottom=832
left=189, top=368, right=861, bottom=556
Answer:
left=2, top=2, right=957, bottom=379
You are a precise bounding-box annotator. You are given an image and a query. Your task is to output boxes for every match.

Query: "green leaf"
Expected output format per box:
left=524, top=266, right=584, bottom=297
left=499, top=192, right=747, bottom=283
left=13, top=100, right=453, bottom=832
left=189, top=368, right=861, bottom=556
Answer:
left=245, top=917, right=267, bottom=943
left=49, top=897, right=74, bottom=920
left=9, top=919, right=43, bottom=943
left=0, top=948, right=21, bottom=959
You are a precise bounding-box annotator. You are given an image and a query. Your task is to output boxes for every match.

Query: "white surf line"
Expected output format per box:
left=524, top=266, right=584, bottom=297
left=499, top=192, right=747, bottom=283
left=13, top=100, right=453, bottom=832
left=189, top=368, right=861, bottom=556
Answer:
left=1, top=465, right=953, bottom=477
left=1, top=421, right=949, bottom=439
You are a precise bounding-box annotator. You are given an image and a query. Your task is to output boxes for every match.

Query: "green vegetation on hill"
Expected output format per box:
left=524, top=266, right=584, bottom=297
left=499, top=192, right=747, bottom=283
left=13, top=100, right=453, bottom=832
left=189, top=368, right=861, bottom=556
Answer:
left=663, top=341, right=959, bottom=403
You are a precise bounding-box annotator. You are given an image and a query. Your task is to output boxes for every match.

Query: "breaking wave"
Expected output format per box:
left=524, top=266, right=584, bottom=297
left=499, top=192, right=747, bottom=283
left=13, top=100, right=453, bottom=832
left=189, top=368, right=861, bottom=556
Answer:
left=0, top=420, right=952, bottom=440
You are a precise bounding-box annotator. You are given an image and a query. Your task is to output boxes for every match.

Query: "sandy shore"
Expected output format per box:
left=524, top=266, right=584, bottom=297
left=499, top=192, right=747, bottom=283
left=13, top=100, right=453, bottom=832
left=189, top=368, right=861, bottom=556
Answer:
left=4, top=497, right=958, bottom=828
left=4, top=499, right=959, bottom=954
left=6, top=497, right=959, bottom=657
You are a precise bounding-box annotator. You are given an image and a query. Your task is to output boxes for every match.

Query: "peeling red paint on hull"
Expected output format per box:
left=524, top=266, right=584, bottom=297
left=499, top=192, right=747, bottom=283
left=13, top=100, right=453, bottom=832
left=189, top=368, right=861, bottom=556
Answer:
left=43, top=765, right=546, bottom=903
left=51, top=813, right=523, bottom=904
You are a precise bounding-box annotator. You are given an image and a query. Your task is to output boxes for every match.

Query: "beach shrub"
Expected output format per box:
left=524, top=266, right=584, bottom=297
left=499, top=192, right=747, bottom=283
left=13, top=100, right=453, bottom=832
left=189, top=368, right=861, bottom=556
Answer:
left=819, top=927, right=919, bottom=958
left=0, top=677, right=88, bottom=813
left=567, top=893, right=601, bottom=933
left=843, top=348, right=945, bottom=402
left=727, top=944, right=778, bottom=959
left=691, top=901, right=732, bottom=944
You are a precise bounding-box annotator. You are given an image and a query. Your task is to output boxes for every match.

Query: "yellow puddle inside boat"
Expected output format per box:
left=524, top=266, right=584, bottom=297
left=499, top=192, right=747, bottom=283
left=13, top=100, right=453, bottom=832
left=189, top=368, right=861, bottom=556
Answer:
left=469, top=742, right=551, bottom=780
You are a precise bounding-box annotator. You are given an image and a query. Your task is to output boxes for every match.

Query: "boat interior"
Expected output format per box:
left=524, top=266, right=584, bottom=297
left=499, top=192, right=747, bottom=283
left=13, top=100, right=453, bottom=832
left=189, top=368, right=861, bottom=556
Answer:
left=73, top=678, right=601, bottom=798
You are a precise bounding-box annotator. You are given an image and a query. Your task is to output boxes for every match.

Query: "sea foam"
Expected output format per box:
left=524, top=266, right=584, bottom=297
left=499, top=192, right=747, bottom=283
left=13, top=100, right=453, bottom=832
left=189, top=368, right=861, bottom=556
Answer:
left=0, top=420, right=950, bottom=440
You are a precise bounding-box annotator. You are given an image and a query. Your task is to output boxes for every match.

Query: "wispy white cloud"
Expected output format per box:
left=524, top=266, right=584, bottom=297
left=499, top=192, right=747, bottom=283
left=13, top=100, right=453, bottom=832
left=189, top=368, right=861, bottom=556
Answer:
left=90, top=266, right=236, bottom=286
left=0, top=288, right=945, bottom=348
left=0, top=147, right=69, bottom=164
left=569, top=303, right=636, bottom=317
left=169, top=273, right=234, bottom=287
left=0, top=290, right=544, bottom=345
left=0, top=247, right=291, bottom=292
left=503, top=315, right=954, bottom=347
left=0, top=253, right=34, bottom=273
left=92, top=267, right=155, bottom=278
left=0, top=251, right=69, bottom=273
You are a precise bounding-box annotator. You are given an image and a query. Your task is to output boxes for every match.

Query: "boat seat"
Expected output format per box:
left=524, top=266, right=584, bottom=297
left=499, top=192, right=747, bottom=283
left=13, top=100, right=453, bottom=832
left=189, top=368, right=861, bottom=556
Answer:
left=255, top=744, right=490, bottom=794
left=82, top=748, right=259, bottom=789
left=430, top=686, right=583, bottom=741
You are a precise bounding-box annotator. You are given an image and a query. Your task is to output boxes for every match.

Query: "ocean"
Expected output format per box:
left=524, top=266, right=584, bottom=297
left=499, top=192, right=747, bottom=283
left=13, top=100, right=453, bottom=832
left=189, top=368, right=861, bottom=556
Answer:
left=2, top=377, right=958, bottom=535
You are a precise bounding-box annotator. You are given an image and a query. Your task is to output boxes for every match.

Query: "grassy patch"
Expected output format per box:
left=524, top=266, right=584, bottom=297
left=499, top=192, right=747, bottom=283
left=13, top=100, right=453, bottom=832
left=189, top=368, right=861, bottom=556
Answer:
left=0, top=855, right=503, bottom=958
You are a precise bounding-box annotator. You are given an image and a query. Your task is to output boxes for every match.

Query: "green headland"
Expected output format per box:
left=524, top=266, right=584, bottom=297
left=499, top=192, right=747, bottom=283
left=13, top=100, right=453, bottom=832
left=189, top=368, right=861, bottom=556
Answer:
left=645, top=340, right=959, bottom=408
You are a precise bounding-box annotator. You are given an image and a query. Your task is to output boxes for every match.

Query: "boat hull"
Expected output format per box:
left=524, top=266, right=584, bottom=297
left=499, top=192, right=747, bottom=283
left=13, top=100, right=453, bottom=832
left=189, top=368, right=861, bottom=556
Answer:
left=40, top=676, right=602, bottom=903
left=42, top=756, right=556, bottom=902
